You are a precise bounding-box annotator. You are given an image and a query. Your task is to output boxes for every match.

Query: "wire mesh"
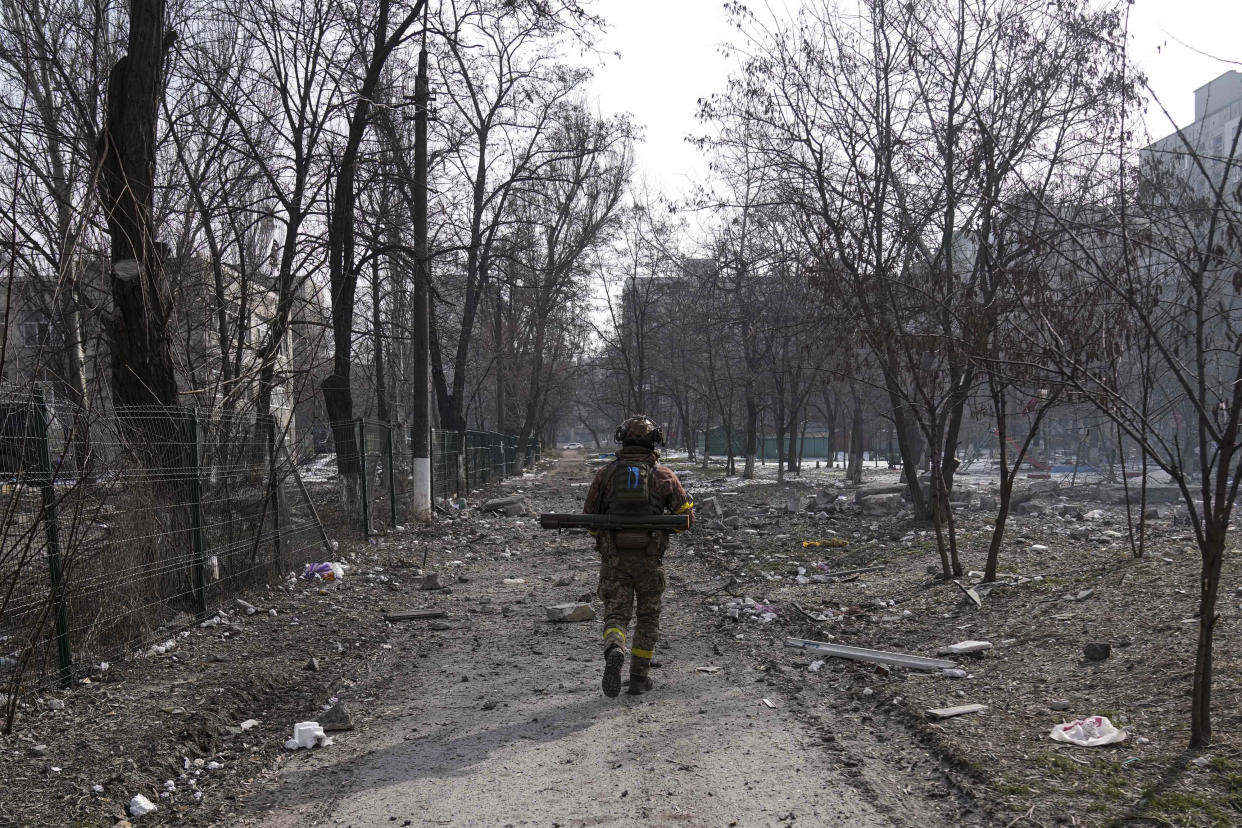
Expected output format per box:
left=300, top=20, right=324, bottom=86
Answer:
left=0, top=394, right=327, bottom=730
left=1, top=393, right=541, bottom=729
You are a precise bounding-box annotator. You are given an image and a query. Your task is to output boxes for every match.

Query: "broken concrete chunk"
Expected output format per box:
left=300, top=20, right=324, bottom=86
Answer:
left=1049, top=699, right=1072, bottom=711
left=698, top=497, right=723, bottom=519
left=785, top=493, right=811, bottom=513
left=420, top=573, right=444, bottom=590
left=926, top=703, right=986, bottom=719
left=941, top=640, right=993, bottom=656
left=320, top=701, right=354, bottom=732
left=480, top=495, right=531, bottom=517
left=953, top=580, right=983, bottom=608
left=128, top=794, right=157, bottom=818
left=383, top=609, right=446, bottom=622
left=546, top=603, right=595, bottom=622
left=860, top=493, right=904, bottom=515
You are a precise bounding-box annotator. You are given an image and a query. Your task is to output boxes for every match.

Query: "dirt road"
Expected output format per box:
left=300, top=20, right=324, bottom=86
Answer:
left=241, top=454, right=979, bottom=827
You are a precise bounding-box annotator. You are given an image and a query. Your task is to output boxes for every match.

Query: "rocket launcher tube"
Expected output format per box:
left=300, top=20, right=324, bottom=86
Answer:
left=539, top=513, right=691, bottom=531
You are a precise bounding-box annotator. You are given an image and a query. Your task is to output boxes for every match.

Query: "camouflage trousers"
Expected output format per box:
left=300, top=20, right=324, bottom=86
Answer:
left=597, top=534, right=667, bottom=679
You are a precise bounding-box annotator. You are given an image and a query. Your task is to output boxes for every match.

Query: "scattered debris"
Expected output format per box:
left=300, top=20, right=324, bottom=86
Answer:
left=304, top=657, right=320, bottom=672
left=545, top=603, right=595, bottom=622
left=239, top=719, right=259, bottom=731
left=128, top=794, right=157, bottom=818
left=927, top=704, right=986, bottom=720
left=384, top=609, right=447, bottom=622
left=785, top=637, right=958, bottom=671
left=481, top=495, right=531, bottom=516
left=502, top=578, right=526, bottom=585
left=1049, top=699, right=1072, bottom=711
left=1049, top=716, right=1127, bottom=746
left=819, top=564, right=885, bottom=579
left=320, top=701, right=354, bottom=732
left=236, top=599, right=258, bottom=615
left=302, top=562, right=345, bottom=582
left=941, top=669, right=969, bottom=679
left=696, top=666, right=722, bottom=674
left=1083, top=642, right=1112, bottom=661
left=761, top=698, right=777, bottom=708
left=285, top=721, right=333, bottom=750
left=939, top=640, right=993, bottom=656
left=791, top=603, right=835, bottom=623
left=420, top=573, right=445, bottom=590
left=953, top=580, right=983, bottom=608
left=801, top=537, right=848, bottom=548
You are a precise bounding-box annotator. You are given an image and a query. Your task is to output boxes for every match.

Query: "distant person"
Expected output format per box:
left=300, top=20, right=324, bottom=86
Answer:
left=582, top=415, right=693, bottom=697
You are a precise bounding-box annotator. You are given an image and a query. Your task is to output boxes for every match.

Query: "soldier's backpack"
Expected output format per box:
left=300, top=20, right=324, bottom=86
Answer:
left=604, top=459, right=663, bottom=550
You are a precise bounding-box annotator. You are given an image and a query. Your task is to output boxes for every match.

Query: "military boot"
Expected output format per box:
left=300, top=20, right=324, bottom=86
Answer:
left=626, top=673, right=654, bottom=695
left=627, top=652, right=654, bottom=695
left=602, top=645, right=625, bottom=698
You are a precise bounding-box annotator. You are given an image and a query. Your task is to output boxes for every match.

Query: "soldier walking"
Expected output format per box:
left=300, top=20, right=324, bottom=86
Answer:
left=583, top=416, right=693, bottom=696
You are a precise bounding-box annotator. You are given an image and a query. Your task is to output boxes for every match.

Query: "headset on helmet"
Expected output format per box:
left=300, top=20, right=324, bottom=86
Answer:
left=614, top=414, right=665, bottom=447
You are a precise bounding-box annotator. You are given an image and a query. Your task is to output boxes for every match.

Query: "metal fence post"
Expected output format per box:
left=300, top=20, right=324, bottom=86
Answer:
left=357, top=419, right=371, bottom=537
left=387, top=422, right=398, bottom=529
left=188, top=409, right=207, bottom=622
left=31, top=392, right=72, bottom=688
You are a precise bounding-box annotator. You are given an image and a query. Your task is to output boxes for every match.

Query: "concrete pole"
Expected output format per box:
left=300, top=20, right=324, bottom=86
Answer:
left=410, top=43, right=433, bottom=523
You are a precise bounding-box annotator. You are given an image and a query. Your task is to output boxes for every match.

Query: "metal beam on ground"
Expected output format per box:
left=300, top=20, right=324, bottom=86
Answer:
left=784, top=637, right=958, bottom=671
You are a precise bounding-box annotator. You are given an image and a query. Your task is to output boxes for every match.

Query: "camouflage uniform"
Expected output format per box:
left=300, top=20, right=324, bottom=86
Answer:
left=583, top=445, right=692, bottom=685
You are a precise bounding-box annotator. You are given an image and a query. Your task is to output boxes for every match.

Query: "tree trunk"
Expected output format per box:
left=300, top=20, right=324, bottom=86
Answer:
left=1190, top=521, right=1226, bottom=747
left=742, top=390, right=758, bottom=478
left=846, top=399, right=864, bottom=485
left=97, top=0, right=178, bottom=416
left=983, top=482, right=1012, bottom=583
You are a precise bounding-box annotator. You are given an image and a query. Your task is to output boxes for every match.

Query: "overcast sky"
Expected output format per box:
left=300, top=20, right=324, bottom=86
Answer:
left=588, top=0, right=1242, bottom=199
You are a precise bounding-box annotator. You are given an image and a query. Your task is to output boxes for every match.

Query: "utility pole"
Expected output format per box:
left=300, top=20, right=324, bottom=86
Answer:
left=410, top=37, right=433, bottom=523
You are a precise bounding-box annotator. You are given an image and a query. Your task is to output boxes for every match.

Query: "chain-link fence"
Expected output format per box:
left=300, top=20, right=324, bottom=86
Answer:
left=428, top=428, right=541, bottom=504
left=0, top=394, right=327, bottom=731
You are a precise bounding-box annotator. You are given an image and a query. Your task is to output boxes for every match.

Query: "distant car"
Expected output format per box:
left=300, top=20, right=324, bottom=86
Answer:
left=562, top=442, right=584, bottom=450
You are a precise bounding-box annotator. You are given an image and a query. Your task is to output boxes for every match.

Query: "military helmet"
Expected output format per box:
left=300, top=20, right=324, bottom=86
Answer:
left=614, top=414, right=665, bottom=447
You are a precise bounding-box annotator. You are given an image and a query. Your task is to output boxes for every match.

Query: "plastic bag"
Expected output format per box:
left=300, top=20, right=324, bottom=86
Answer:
left=1049, top=715, right=1127, bottom=746
left=302, top=562, right=345, bottom=582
